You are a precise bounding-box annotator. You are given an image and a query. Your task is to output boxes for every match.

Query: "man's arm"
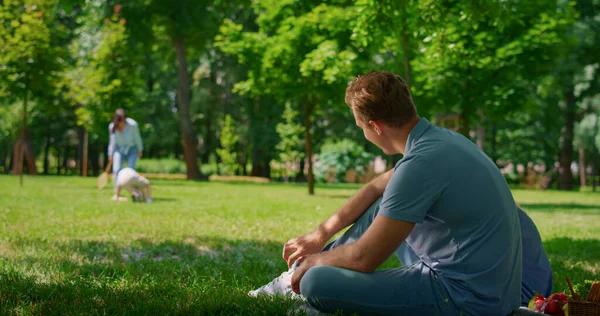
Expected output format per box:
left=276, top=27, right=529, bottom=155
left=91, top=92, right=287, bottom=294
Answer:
left=291, top=215, right=415, bottom=294
left=283, top=168, right=394, bottom=267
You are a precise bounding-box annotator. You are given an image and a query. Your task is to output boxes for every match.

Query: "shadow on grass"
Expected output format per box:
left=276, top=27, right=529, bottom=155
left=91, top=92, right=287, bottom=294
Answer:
left=519, top=203, right=600, bottom=214
left=543, top=237, right=600, bottom=295
left=0, top=236, right=296, bottom=315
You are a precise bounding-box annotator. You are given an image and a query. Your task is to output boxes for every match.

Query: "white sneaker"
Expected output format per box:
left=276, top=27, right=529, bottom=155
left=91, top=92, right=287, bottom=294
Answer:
left=248, top=269, right=304, bottom=300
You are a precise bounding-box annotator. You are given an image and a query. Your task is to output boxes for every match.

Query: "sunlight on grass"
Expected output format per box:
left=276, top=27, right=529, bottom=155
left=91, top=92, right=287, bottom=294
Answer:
left=0, top=176, right=599, bottom=314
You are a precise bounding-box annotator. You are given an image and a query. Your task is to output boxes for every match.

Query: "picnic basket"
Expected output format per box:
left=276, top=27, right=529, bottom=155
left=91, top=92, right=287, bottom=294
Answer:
left=567, top=278, right=600, bottom=316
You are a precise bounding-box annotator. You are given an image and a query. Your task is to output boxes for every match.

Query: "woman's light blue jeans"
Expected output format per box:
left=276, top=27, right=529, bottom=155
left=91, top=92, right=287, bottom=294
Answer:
left=112, top=147, right=138, bottom=191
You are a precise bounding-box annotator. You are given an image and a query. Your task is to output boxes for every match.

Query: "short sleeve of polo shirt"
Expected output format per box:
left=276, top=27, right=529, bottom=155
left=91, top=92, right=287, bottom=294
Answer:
left=378, top=156, right=443, bottom=223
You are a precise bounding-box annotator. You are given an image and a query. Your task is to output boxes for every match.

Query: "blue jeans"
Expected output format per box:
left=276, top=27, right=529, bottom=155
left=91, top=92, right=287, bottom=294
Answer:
left=300, top=198, right=461, bottom=315
left=112, top=147, right=138, bottom=191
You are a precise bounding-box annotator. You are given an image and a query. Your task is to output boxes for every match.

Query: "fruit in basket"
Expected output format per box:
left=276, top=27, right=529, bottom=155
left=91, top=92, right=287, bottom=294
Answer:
left=548, top=293, right=568, bottom=304
left=528, top=292, right=569, bottom=316
left=529, top=294, right=545, bottom=310
left=544, top=300, right=562, bottom=315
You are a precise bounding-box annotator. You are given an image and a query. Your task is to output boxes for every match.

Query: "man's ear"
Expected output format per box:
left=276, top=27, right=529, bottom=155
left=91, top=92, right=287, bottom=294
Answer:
left=369, top=120, right=384, bottom=136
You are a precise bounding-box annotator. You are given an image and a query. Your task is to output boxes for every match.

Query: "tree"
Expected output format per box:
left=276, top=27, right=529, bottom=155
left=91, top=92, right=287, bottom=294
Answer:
left=274, top=102, right=304, bottom=182
left=0, top=0, right=71, bottom=182
left=552, top=0, right=600, bottom=190
left=216, top=115, right=239, bottom=175
left=575, top=108, right=600, bottom=189
left=217, top=1, right=366, bottom=194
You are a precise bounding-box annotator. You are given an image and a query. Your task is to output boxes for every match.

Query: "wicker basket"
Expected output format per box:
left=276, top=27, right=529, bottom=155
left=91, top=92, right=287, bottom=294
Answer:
left=568, top=299, right=600, bottom=316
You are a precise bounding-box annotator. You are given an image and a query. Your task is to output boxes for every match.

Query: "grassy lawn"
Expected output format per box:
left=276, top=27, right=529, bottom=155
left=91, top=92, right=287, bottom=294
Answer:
left=1, top=175, right=599, bottom=315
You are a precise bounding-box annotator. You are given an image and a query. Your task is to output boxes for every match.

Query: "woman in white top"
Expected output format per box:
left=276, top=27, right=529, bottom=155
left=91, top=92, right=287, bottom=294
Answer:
left=108, top=108, right=143, bottom=191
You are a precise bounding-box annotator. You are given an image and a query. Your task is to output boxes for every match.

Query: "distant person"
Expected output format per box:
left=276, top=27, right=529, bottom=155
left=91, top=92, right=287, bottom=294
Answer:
left=108, top=108, right=143, bottom=191
left=112, top=167, right=152, bottom=203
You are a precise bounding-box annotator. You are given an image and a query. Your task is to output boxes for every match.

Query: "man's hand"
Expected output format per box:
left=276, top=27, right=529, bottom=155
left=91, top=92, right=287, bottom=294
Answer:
left=108, top=156, right=113, bottom=163
left=291, top=255, right=317, bottom=294
left=138, top=151, right=143, bottom=158
left=283, top=231, right=326, bottom=268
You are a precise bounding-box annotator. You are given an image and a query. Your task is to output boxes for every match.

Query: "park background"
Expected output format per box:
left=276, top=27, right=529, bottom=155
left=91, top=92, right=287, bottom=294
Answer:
left=1, top=0, right=599, bottom=314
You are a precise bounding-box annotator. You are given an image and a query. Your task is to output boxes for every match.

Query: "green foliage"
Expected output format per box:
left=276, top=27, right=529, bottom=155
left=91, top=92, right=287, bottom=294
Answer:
left=61, top=4, right=134, bottom=129
left=575, top=112, right=600, bottom=152
left=131, top=159, right=217, bottom=176
left=314, top=138, right=374, bottom=183
left=0, top=0, right=61, bottom=96
left=1, top=0, right=599, bottom=189
left=135, top=158, right=187, bottom=175
left=569, top=279, right=596, bottom=300
left=273, top=103, right=304, bottom=181
left=216, top=115, right=239, bottom=176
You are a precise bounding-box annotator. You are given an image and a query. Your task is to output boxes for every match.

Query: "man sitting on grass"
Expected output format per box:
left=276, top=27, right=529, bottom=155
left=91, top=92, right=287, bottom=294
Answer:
left=249, top=71, right=552, bottom=315
left=112, top=167, right=152, bottom=204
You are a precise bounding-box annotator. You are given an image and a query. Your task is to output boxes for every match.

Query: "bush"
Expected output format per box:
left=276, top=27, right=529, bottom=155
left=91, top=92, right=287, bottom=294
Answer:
left=314, top=139, right=374, bottom=183
left=200, top=163, right=218, bottom=176
left=135, top=158, right=186, bottom=174
left=209, top=175, right=270, bottom=184
left=136, top=158, right=218, bottom=176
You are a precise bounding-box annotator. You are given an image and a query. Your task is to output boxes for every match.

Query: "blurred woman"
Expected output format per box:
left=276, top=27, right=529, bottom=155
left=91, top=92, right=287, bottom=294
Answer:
left=108, top=108, right=143, bottom=190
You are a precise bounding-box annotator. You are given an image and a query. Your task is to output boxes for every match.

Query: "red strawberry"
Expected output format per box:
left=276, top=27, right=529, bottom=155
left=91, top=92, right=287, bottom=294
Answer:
left=543, top=300, right=563, bottom=316
left=535, top=298, right=546, bottom=311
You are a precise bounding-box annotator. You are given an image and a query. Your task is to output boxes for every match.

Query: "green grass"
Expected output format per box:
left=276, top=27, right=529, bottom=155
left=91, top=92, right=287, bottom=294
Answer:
left=0, top=175, right=599, bottom=315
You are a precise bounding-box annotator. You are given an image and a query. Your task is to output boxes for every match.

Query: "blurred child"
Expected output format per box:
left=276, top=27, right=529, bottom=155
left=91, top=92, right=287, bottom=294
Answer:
left=112, top=167, right=152, bottom=203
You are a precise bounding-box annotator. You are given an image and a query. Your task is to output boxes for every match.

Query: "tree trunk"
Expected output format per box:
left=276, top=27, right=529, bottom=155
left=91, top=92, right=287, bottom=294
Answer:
left=458, top=109, right=470, bottom=138
left=8, top=147, right=14, bottom=174
left=12, top=130, right=37, bottom=178
left=44, top=133, right=50, bottom=175
left=250, top=150, right=271, bottom=178
left=304, top=103, right=315, bottom=195
left=77, top=126, right=89, bottom=177
left=240, top=149, right=248, bottom=176
left=12, top=138, right=23, bottom=176
left=593, top=163, right=598, bottom=192
left=173, top=36, right=202, bottom=180
left=62, top=145, right=69, bottom=175
left=296, top=159, right=306, bottom=182
left=56, top=145, right=62, bottom=175
left=203, top=65, right=217, bottom=164
left=579, top=147, right=586, bottom=187
left=23, top=131, right=36, bottom=175
left=82, top=128, right=88, bottom=176
left=476, top=110, right=485, bottom=151
left=90, top=145, right=100, bottom=177
left=490, top=123, right=498, bottom=165
left=558, top=90, right=575, bottom=190
left=1, top=149, right=7, bottom=174
left=18, top=89, right=28, bottom=185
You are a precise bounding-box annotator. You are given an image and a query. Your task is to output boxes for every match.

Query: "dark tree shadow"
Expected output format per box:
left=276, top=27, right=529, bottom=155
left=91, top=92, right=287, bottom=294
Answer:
left=519, top=203, right=600, bottom=214
left=542, top=237, right=600, bottom=295
left=0, top=236, right=297, bottom=315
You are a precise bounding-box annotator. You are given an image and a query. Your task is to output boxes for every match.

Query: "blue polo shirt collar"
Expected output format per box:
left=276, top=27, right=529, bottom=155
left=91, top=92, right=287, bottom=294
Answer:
left=404, top=118, right=431, bottom=155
